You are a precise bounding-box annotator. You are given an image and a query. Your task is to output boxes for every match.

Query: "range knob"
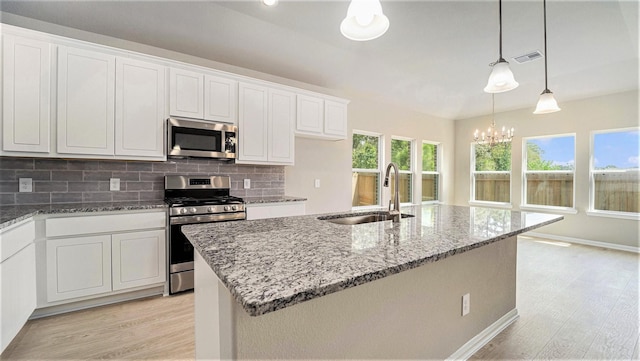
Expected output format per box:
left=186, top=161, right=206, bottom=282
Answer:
left=179, top=208, right=188, bottom=215
left=224, top=206, right=230, bottom=211
left=190, top=207, right=197, bottom=213
left=231, top=205, right=237, bottom=211
left=207, top=207, right=214, bottom=213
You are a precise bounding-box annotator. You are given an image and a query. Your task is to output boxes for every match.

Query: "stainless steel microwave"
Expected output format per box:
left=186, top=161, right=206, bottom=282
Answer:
left=167, top=118, right=237, bottom=160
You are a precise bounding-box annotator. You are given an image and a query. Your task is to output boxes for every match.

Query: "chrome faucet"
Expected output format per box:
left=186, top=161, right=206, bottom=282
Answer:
left=383, top=162, right=401, bottom=223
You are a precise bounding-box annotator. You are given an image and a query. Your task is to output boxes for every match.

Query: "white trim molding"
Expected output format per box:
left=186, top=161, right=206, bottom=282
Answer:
left=525, top=232, right=639, bottom=254
left=447, top=308, right=519, bottom=360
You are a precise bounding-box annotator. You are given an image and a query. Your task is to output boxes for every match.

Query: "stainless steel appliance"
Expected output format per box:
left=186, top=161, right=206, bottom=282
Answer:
left=164, top=175, right=245, bottom=294
left=167, top=117, right=237, bottom=160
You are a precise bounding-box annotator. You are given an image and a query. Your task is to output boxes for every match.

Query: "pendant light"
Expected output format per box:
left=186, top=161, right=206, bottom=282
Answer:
left=533, top=0, right=561, bottom=114
left=484, top=0, right=519, bottom=93
left=340, top=0, right=389, bottom=41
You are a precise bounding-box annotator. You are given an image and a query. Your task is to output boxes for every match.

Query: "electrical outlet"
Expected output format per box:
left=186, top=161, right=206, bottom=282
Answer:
left=462, top=293, right=470, bottom=316
left=243, top=179, right=251, bottom=189
left=314, top=179, right=321, bottom=188
left=109, top=178, right=120, bottom=191
left=19, top=178, right=32, bottom=192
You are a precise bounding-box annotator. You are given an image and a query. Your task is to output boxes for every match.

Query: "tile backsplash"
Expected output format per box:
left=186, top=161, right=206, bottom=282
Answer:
left=0, top=157, right=284, bottom=205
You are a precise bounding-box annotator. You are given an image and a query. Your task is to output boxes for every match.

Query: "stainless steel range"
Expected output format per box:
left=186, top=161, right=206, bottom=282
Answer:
left=164, top=175, right=245, bottom=294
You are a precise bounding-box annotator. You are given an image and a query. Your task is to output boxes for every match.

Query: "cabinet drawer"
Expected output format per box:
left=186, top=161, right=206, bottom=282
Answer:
left=0, top=220, right=35, bottom=263
left=46, top=212, right=166, bottom=237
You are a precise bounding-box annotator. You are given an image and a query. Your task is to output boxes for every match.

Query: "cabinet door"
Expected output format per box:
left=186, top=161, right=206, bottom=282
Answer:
left=0, top=244, right=36, bottom=354
left=57, top=46, right=115, bottom=155
left=324, top=100, right=348, bottom=139
left=268, top=89, right=295, bottom=164
left=112, top=230, right=166, bottom=291
left=296, top=94, right=323, bottom=134
left=238, top=82, right=268, bottom=162
left=46, top=235, right=112, bottom=302
left=204, top=74, right=237, bottom=124
left=2, top=35, right=52, bottom=153
left=169, top=68, right=204, bottom=119
left=115, top=57, right=165, bottom=158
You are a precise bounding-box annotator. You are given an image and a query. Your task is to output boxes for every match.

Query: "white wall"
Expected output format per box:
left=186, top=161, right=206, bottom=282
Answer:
left=454, top=90, right=639, bottom=249
left=286, top=93, right=455, bottom=215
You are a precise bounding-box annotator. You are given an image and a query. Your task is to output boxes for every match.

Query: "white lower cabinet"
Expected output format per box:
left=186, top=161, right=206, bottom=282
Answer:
left=44, top=211, right=167, bottom=304
left=112, top=230, right=166, bottom=291
left=1, top=220, right=36, bottom=354
left=246, top=201, right=306, bottom=220
left=46, top=235, right=112, bottom=302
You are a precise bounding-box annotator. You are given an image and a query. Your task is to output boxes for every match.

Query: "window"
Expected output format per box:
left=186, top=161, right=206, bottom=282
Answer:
left=590, top=128, right=639, bottom=215
left=523, top=135, right=575, bottom=209
left=352, top=131, right=382, bottom=207
left=471, top=142, right=511, bottom=204
left=422, top=142, right=440, bottom=202
left=391, top=138, right=413, bottom=203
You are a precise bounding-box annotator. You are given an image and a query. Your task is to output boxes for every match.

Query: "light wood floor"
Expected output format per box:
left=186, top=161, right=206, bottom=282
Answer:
left=1, top=237, right=638, bottom=360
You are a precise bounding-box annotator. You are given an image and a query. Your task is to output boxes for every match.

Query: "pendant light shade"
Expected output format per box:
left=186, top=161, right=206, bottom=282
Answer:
left=534, top=0, right=561, bottom=114
left=340, top=0, right=389, bottom=41
left=484, top=59, right=519, bottom=93
left=484, top=0, right=518, bottom=93
left=534, top=89, right=561, bottom=114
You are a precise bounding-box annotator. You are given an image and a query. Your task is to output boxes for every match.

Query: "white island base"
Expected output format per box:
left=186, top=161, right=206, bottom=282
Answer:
left=194, top=236, right=519, bottom=360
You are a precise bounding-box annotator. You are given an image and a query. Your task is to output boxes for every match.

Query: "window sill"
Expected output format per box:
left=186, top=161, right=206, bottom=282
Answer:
left=422, top=201, right=443, bottom=205
left=469, top=201, right=513, bottom=209
left=519, top=205, right=578, bottom=215
left=586, top=210, right=640, bottom=220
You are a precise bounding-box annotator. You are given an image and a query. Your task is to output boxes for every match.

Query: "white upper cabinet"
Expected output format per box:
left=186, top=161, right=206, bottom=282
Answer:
left=169, top=67, right=204, bottom=119
left=57, top=46, right=115, bottom=155
left=268, top=89, right=295, bottom=164
left=238, top=82, right=269, bottom=162
left=296, top=94, right=324, bottom=135
left=2, top=34, right=52, bottom=153
left=324, top=100, right=348, bottom=139
left=204, top=74, right=237, bottom=123
left=170, top=68, right=238, bottom=124
left=115, top=57, right=165, bottom=158
left=296, top=94, right=348, bottom=140
left=238, top=82, right=295, bottom=165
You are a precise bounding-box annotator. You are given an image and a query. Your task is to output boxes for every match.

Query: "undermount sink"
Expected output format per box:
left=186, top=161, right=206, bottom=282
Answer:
left=318, top=211, right=415, bottom=225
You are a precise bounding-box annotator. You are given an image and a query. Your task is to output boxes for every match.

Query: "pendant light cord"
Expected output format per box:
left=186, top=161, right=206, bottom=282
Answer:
left=498, top=0, right=503, bottom=60
left=543, top=0, right=549, bottom=90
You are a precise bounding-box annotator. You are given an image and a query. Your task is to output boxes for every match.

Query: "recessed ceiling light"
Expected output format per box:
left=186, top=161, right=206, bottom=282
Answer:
left=262, top=0, right=278, bottom=6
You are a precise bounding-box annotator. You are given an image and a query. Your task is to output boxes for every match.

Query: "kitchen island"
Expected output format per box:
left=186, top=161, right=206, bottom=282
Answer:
left=182, top=204, right=563, bottom=359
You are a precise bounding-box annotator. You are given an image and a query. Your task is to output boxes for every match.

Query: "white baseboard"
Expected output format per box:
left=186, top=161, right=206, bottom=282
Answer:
left=524, top=232, right=640, bottom=254
left=447, top=308, right=519, bottom=361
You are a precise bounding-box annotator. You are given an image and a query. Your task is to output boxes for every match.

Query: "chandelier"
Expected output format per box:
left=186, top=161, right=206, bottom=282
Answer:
left=474, top=94, right=514, bottom=146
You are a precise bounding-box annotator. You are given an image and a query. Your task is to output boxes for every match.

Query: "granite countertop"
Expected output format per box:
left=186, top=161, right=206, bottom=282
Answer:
left=182, top=204, right=563, bottom=317
left=243, top=195, right=307, bottom=204
left=0, top=201, right=168, bottom=230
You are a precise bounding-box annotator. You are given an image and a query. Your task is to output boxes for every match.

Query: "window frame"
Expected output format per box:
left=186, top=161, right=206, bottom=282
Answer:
left=391, top=136, right=415, bottom=205
left=521, top=133, right=577, bottom=214
left=587, top=127, right=640, bottom=220
left=352, top=130, right=384, bottom=209
left=469, top=142, right=512, bottom=208
left=421, top=140, right=441, bottom=204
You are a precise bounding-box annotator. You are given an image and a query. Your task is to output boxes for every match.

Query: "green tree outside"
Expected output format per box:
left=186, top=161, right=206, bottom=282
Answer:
left=391, top=139, right=411, bottom=170
left=352, top=134, right=379, bottom=169
left=475, top=143, right=511, bottom=171
left=422, top=143, right=437, bottom=171
left=526, top=143, right=566, bottom=170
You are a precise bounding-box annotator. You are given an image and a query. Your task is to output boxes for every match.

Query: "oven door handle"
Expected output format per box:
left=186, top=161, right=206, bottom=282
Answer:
left=170, top=212, right=246, bottom=225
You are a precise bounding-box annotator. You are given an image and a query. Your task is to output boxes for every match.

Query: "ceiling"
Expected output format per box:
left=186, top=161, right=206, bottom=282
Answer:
left=1, top=0, right=637, bottom=120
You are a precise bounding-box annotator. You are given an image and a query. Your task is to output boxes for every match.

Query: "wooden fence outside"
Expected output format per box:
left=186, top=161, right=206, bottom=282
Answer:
left=355, top=171, right=639, bottom=212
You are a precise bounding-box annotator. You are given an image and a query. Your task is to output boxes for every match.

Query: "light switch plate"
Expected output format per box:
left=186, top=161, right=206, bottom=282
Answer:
left=244, top=179, right=251, bottom=189
left=314, top=179, right=321, bottom=188
left=110, top=178, right=120, bottom=191
left=19, top=178, right=32, bottom=192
